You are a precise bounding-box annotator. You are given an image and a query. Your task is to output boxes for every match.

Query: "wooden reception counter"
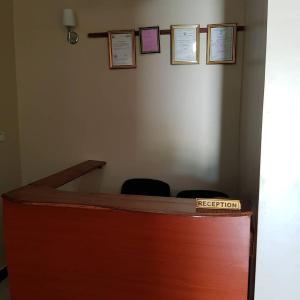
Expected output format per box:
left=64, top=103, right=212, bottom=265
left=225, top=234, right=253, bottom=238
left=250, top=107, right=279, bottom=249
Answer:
left=2, top=161, right=252, bottom=300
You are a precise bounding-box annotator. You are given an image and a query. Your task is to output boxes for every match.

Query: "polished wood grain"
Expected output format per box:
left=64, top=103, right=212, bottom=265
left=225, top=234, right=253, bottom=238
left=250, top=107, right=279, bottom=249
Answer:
left=4, top=185, right=252, bottom=217
left=3, top=160, right=251, bottom=217
left=4, top=200, right=251, bottom=300
left=87, top=26, right=246, bottom=38
left=29, top=160, right=106, bottom=188
left=3, top=161, right=252, bottom=299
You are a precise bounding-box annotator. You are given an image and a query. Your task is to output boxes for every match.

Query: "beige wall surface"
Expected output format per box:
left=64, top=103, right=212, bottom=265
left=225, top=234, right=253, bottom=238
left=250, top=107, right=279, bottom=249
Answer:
left=14, top=0, right=245, bottom=196
left=239, top=1, right=267, bottom=208
left=0, top=0, right=21, bottom=267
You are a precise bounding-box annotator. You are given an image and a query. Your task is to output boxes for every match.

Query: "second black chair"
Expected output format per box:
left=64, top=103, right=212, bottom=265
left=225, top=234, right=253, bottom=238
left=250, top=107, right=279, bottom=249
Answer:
left=121, top=178, right=171, bottom=197
left=176, top=190, right=229, bottom=199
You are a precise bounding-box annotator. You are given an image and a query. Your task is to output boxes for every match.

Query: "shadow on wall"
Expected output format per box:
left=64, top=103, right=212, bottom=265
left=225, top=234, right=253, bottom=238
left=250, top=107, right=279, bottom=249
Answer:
left=235, top=1, right=268, bottom=299
left=93, top=0, right=245, bottom=197
left=16, top=0, right=245, bottom=198
left=217, top=1, right=246, bottom=200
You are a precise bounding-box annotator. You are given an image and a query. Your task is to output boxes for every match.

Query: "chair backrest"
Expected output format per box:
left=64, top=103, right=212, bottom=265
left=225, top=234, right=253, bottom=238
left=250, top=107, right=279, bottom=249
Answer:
left=121, top=178, right=171, bottom=197
left=177, top=190, right=229, bottom=199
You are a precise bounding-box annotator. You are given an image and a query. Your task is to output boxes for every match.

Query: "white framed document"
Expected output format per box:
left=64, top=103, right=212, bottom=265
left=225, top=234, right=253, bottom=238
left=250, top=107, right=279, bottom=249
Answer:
left=171, top=25, right=200, bottom=65
left=207, top=24, right=237, bottom=64
left=108, top=30, right=136, bottom=69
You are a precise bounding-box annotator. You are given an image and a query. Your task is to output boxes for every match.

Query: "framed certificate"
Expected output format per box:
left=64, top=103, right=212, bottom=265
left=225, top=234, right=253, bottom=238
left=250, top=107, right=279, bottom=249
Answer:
left=139, top=26, right=160, bottom=54
left=108, top=30, right=136, bottom=69
left=207, top=24, right=237, bottom=64
left=171, top=25, right=200, bottom=65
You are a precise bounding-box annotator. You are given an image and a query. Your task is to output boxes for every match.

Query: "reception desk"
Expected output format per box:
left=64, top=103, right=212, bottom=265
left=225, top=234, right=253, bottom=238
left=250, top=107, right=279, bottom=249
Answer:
left=3, top=161, right=252, bottom=300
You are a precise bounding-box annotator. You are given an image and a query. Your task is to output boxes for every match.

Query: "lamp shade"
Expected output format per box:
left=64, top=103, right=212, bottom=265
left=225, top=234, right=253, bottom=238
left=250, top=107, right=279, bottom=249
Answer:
left=63, top=8, right=76, bottom=27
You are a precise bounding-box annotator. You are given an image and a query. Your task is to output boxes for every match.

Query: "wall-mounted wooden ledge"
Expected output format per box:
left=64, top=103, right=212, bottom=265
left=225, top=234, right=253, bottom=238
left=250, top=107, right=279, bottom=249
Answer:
left=88, top=26, right=246, bottom=38
left=30, top=160, right=106, bottom=188
left=2, top=160, right=252, bottom=217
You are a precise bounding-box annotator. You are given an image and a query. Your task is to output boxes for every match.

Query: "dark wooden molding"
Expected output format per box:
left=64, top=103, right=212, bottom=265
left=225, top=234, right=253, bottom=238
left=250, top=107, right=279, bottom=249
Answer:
left=29, top=160, right=106, bottom=188
left=0, top=266, right=8, bottom=282
left=3, top=186, right=252, bottom=217
left=2, top=160, right=252, bottom=217
left=88, top=26, right=246, bottom=39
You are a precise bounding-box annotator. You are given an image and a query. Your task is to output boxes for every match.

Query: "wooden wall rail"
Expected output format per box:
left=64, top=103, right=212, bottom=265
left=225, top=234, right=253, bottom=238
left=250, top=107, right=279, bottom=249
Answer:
left=88, top=26, right=246, bottom=38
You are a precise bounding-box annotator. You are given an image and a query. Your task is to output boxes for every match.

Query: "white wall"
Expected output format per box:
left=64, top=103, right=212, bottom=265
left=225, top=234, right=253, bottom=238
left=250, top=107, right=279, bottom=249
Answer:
left=239, top=0, right=268, bottom=209
left=0, top=0, right=21, bottom=267
left=255, top=0, right=300, bottom=298
left=13, top=0, right=245, bottom=197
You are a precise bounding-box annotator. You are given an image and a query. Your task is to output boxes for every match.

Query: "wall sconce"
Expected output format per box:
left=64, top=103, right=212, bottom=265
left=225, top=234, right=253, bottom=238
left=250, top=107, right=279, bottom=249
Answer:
left=63, top=9, right=79, bottom=45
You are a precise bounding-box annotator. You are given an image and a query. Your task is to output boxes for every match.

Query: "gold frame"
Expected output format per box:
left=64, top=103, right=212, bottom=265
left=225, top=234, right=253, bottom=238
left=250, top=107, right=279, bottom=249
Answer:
left=196, top=199, right=241, bottom=211
left=206, top=23, right=237, bottom=65
left=108, top=30, right=137, bottom=69
left=171, top=25, right=200, bottom=65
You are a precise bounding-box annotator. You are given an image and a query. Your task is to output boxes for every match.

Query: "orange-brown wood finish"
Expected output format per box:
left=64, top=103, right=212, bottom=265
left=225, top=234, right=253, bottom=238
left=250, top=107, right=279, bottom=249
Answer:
left=3, top=161, right=251, bottom=216
left=4, top=200, right=250, bottom=300
left=2, top=160, right=252, bottom=300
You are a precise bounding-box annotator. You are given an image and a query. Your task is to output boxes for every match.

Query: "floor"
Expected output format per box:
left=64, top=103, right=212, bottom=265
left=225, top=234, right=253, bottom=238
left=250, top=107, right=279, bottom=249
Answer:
left=0, top=279, right=10, bottom=300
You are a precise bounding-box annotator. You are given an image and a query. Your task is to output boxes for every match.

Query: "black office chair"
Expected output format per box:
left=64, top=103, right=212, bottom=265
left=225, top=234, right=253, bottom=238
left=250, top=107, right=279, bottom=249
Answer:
left=121, top=178, right=171, bottom=197
left=176, top=190, right=229, bottom=199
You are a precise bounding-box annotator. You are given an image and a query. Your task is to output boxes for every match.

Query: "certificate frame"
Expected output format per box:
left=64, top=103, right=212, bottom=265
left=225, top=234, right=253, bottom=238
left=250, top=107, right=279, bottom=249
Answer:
left=139, top=26, right=161, bottom=54
left=108, top=30, right=136, bottom=69
left=171, top=24, right=200, bottom=65
left=206, top=23, right=237, bottom=65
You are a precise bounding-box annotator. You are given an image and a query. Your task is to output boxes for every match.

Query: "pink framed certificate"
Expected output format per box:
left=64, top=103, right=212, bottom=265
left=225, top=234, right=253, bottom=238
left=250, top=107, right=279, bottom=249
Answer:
left=139, top=26, right=161, bottom=54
